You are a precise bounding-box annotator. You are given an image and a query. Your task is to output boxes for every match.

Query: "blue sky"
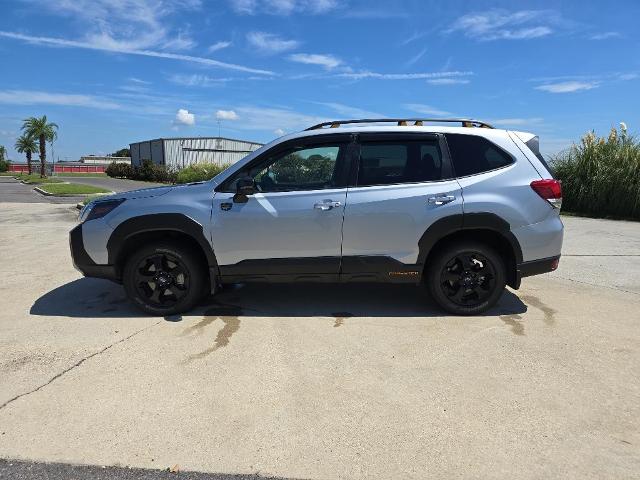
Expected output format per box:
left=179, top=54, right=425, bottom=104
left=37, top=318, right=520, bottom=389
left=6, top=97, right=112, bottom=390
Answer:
left=0, top=0, right=638, bottom=161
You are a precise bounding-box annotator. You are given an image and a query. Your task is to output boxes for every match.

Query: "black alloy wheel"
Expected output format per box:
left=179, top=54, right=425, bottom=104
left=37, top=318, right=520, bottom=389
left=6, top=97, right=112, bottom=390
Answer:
left=123, top=243, right=206, bottom=315
left=426, top=241, right=506, bottom=315
left=440, top=252, right=496, bottom=307
left=133, top=252, right=190, bottom=308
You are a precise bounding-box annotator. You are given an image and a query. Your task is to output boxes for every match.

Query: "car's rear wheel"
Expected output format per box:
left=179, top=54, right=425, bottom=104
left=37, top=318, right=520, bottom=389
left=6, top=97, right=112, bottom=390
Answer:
left=123, top=242, right=206, bottom=315
left=426, top=241, right=506, bottom=315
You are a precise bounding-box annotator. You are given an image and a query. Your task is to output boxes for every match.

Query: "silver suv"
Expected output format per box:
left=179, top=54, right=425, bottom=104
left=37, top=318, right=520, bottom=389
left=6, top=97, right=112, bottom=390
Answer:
left=70, top=118, right=563, bottom=316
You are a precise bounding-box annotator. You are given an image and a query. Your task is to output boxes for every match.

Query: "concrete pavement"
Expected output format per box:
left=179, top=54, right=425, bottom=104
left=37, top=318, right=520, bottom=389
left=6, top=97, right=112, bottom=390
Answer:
left=0, top=176, right=164, bottom=205
left=0, top=202, right=638, bottom=479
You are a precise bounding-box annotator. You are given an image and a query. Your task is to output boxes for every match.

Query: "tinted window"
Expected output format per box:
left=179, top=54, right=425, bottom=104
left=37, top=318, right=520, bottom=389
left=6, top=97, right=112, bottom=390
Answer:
left=228, top=145, right=342, bottom=192
left=445, top=134, right=513, bottom=177
left=357, top=140, right=445, bottom=186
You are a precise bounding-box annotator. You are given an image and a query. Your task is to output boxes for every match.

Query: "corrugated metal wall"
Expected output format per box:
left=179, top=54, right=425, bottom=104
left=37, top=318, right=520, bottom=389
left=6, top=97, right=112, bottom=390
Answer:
left=130, top=137, right=262, bottom=169
left=163, top=138, right=262, bottom=170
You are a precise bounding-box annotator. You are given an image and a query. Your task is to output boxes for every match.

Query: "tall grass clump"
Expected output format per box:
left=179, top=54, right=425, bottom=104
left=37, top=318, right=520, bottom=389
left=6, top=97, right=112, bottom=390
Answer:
left=551, top=123, right=640, bottom=220
left=175, top=162, right=231, bottom=184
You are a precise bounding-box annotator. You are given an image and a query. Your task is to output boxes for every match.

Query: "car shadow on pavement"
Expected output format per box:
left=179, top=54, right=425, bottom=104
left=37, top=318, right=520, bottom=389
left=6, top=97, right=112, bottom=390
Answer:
left=30, top=278, right=527, bottom=319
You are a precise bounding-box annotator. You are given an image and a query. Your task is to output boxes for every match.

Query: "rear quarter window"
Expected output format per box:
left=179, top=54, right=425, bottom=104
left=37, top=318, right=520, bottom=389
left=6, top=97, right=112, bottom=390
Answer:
left=445, top=134, right=513, bottom=177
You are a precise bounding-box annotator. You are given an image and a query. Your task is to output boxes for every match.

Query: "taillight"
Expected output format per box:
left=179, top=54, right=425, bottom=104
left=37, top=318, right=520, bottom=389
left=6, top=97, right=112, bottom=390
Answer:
left=530, top=179, right=562, bottom=209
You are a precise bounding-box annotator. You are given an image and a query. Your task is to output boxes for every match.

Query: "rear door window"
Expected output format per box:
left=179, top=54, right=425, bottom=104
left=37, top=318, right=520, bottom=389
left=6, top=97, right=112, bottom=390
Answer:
left=445, top=134, right=513, bottom=177
left=357, top=139, right=447, bottom=186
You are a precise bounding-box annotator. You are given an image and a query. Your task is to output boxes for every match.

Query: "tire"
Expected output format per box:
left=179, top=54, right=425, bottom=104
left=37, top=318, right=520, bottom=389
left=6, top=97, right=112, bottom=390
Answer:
left=123, top=242, right=207, bottom=315
left=425, top=241, right=506, bottom=315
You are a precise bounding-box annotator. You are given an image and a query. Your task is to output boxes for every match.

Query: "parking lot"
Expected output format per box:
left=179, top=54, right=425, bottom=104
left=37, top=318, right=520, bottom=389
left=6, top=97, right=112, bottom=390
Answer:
left=0, top=182, right=639, bottom=479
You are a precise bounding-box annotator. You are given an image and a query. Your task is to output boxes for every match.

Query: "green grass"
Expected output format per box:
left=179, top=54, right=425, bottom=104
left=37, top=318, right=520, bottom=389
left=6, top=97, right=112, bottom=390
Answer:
left=551, top=125, right=640, bottom=220
left=16, top=174, right=64, bottom=184
left=37, top=182, right=112, bottom=195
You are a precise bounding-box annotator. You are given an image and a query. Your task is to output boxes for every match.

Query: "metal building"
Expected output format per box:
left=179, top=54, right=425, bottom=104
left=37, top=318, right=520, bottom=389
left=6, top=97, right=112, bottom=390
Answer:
left=129, top=137, right=263, bottom=170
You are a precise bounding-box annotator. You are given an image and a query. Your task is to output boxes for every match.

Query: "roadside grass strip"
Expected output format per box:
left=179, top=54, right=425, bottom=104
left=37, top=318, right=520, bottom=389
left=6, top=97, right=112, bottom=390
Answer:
left=16, top=174, right=64, bottom=184
left=34, top=182, right=113, bottom=196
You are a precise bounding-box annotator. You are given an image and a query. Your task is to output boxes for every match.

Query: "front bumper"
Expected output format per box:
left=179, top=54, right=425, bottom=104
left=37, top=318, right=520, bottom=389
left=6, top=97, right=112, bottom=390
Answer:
left=69, top=224, right=119, bottom=282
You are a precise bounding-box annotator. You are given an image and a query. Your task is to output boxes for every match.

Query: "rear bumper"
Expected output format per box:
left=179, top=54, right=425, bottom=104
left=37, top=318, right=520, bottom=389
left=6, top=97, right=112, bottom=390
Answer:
left=517, top=255, right=560, bottom=283
left=69, top=224, right=119, bottom=282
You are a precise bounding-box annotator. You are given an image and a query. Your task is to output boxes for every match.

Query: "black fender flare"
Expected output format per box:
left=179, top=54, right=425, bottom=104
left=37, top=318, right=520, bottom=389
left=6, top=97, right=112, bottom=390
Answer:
left=107, top=213, right=218, bottom=270
left=417, top=213, right=523, bottom=286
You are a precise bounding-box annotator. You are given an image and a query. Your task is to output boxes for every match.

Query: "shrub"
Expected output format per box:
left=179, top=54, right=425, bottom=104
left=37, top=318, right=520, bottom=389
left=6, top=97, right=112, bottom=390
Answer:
left=551, top=123, right=640, bottom=220
left=131, top=159, right=177, bottom=183
left=175, top=162, right=231, bottom=184
left=105, top=161, right=133, bottom=178
left=0, top=159, right=9, bottom=172
left=106, top=160, right=176, bottom=183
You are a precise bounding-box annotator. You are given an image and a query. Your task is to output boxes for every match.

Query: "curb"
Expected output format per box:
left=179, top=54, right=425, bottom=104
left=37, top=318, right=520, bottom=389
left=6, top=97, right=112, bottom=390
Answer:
left=33, top=186, right=115, bottom=197
left=21, top=180, right=70, bottom=185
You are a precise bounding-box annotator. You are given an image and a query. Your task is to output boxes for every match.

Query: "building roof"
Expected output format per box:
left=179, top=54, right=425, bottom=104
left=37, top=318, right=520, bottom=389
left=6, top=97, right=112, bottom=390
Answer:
left=130, top=136, right=263, bottom=146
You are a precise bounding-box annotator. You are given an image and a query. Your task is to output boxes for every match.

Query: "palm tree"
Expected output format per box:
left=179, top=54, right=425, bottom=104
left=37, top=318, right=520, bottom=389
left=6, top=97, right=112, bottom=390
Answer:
left=22, top=115, right=58, bottom=177
left=0, top=145, right=6, bottom=162
left=15, top=135, right=38, bottom=175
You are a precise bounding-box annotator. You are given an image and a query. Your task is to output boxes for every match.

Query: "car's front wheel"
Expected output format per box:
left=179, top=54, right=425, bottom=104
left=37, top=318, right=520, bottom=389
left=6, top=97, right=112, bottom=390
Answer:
left=426, top=241, right=506, bottom=315
left=123, top=242, right=206, bottom=315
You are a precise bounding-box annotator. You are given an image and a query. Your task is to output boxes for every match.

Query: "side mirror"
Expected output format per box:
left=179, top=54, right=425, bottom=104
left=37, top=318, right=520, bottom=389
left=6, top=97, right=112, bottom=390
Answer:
left=233, top=176, right=256, bottom=203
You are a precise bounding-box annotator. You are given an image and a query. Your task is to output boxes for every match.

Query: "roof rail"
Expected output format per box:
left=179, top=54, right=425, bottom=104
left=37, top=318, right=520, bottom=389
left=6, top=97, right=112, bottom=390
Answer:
left=305, top=118, right=494, bottom=131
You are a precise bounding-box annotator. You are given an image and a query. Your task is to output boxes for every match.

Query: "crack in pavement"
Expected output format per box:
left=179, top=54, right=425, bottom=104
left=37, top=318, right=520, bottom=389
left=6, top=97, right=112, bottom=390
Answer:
left=0, top=321, right=161, bottom=412
left=552, top=274, right=640, bottom=296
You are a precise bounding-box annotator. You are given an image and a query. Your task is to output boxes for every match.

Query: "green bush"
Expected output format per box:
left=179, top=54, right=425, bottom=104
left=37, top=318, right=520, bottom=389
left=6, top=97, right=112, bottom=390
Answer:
left=0, top=159, right=9, bottom=172
left=175, top=162, right=231, bottom=184
left=106, top=160, right=176, bottom=183
left=551, top=124, right=640, bottom=220
left=105, top=161, right=133, bottom=178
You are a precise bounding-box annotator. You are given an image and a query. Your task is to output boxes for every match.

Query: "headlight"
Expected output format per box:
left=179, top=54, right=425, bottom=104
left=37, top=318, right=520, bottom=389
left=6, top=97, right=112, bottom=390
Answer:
left=79, top=198, right=125, bottom=223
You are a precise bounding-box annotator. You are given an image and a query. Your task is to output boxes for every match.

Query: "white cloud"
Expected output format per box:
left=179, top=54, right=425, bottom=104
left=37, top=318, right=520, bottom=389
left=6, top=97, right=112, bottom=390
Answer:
left=448, top=10, right=554, bottom=41
left=404, top=103, right=451, bottom=116
left=0, top=89, right=121, bottom=110
left=288, top=53, right=342, bottom=69
left=274, top=128, right=285, bottom=136
left=229, top=0, right=337, bottom=15
left=0, top=31, right=274, bottom=75
left=591, top=31, right=620, bottom=40
left=535, top=81, right=599, bottom=93
left=405, top=47, right=428, bottom=67
left=209, top=40, right=232, bottom=52
left=31, top=0, right=201, bottom=52
left=426, top=78, right=470, bottom=85
left=169, top=74, right=232, bottom=87
left=216, top=110, right=239, bottom=120
left=338, top=70, right=473, bottom=81
left=175, top=108, right=195, bottom=126
left=246, top=31, right=299, bottom=54
left=223, top=106, right=326, bottom=132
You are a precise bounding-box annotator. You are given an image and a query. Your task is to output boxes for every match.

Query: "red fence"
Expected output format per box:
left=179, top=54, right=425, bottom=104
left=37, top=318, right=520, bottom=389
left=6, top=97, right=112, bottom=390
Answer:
left=8, top=164, right=107, bottom=174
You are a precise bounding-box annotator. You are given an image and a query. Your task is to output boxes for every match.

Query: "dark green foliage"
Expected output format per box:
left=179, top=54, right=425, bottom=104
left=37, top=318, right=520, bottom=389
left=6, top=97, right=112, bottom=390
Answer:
left=105, top=162, right=133, bottom=178
left=106, top=160, right=176, bottom=183
left=175, top=162, right=231, bottom=184
left=0, top=159, right=9, bottom=172
left=551, top=125, right=640, bottom=220
left=112, top=148, right=130, bottom=157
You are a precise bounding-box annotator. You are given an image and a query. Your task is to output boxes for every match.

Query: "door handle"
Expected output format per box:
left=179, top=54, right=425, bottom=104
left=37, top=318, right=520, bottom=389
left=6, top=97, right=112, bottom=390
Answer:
left=314, top=200, right=342, bottom=211
left=427, top=195, right=456, bottom=205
